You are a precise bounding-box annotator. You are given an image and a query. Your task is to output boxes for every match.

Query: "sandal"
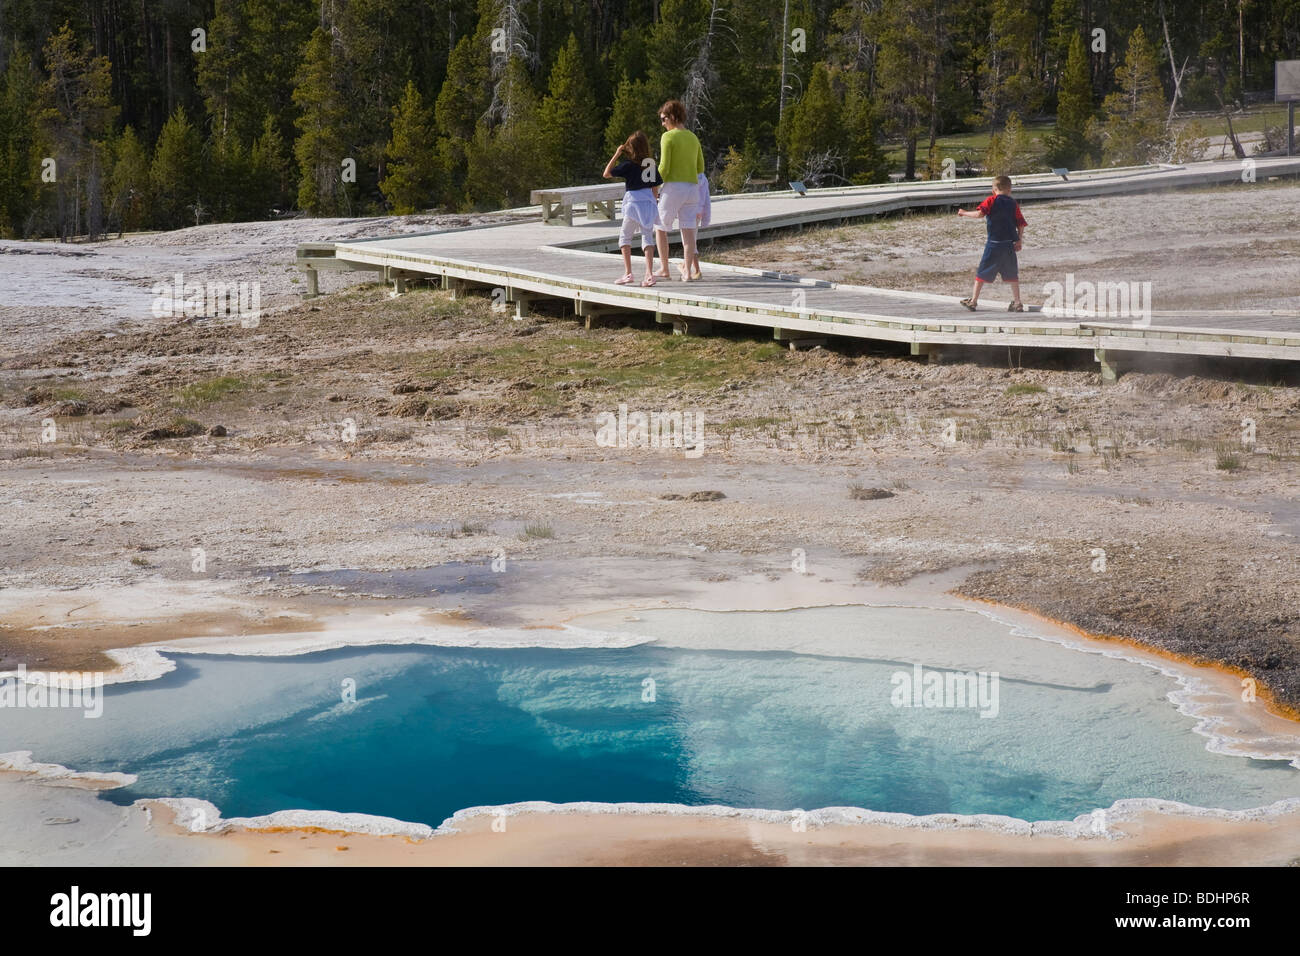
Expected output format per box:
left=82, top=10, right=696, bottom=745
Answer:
left=640, top=275, right=657, bottom=287
left=689, top=270, right=702, bottom=281
left=615, top=273, right=634, bottom=285
left=959, top=298, right=977, bottom=311
left=1007, top=301, right=1024, bottom=312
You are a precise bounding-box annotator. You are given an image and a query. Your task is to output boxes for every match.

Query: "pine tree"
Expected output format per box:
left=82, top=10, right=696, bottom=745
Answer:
left=646, top=0, right=710, bottom=110
left=830, top=0, right=880, bottom=79
left=150, top=106, right=202, bottom=228
left=980, top=0, right=1043, bottom=127
left=540, top=34, right=600, bottom=184
left=711, top=0, right=779, bottom=155
left=334, top=0, right=419, bottom=209
left=206, top=131, right=255, bottom=221
left=464, top=58, right=554, bottom=209
left=107, top=125, right=150, bottom=235
left=1093, top=26, right=1167, bottom=166
left=873, top=0, right=948, bottom=180
left=242, top=0, right=317, bottom=147
left=250, top=114, right=293, bottom=215
left=382, top=81, right=439, bottom=214
left=603, top=73, right=657, bottom=155
left=196, top=0, right=252, bottom=142
left=606, top=27, right=649, bottom=99
left=1046, top=32, right=1094, bottom=168
left=38, top=23, right=118, bottom=239
left=1046, top=0, right=1082, bottom=78
left=842, top=79, right=890, bottom=184
left=984, top=110, right=1032, bottom=175
left=719, top=127, right=761, bottom=194
left=781, top=62, right=846, bottom=185
left=292, top=27, right=351, bottom=216
left=0, top=51, right=43, bottom=237
left=434, top=32, right=492, bottom=200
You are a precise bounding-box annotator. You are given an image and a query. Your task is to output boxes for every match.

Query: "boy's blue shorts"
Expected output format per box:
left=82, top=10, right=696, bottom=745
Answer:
left=976, top=240, right=1018, bottom=282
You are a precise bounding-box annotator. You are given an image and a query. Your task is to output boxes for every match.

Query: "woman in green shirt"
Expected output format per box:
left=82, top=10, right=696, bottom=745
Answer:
left=652, top=99, right=705, bottom=282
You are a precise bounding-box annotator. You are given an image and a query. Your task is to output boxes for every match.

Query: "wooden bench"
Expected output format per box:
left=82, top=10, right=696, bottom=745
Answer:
left=529, top=183, right=625, bottom=226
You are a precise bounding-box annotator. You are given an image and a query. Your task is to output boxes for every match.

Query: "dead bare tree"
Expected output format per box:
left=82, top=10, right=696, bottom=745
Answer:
left=1158, top=1, right=1189, bottom=126
left=485, top=0, right=538, bottom=126
left=681, top=0, right=732, bottom=130
left=795, top=149, right=849, bottom=187
left=1208, top=58, right=1246, bottom=159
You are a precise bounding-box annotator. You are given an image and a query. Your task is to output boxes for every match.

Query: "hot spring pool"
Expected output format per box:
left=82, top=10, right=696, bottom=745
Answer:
left=2, top=605, right=1297, bottom=827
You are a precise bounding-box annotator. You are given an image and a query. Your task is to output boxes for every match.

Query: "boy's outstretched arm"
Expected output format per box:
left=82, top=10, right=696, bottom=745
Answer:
left=956, top=207, right=985, bottom=219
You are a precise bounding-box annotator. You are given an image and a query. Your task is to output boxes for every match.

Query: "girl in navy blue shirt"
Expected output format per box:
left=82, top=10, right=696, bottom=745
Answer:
left=603, top=132, right=664, bottom=287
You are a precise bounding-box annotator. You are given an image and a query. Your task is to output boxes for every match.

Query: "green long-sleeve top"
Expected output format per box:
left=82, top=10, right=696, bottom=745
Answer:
left=658, top=128, right=704, bottom=183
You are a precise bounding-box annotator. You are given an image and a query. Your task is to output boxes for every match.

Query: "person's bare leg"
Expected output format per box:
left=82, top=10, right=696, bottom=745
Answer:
left=1008, top=279, right=1021, bottom=306
left=654, top=228, right=671, bottom=277
left=969, top=278, right=983, bottom=304
left=680, top=228, right=697, bottom=280
left=642, top=244, right=655, bottom=279
left=620, top=245, right=633, bottom=276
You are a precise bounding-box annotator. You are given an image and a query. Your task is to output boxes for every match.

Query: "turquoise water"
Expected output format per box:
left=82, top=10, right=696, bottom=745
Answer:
left=2, top=606, right=1297, bottom=825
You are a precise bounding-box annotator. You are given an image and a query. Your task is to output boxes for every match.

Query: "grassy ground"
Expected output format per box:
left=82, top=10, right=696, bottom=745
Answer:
left=878, top=103, right=1293, bottom=171
left=1173, top=102, right=1294, bottom=136
left=881, top=118, right=1058, bottom=168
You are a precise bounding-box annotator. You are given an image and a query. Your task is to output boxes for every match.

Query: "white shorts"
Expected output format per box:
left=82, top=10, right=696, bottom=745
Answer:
left=619, top=212, right=655, bottom=249
left=657, top=181, right=700, bottom=232
left=619, top=191, right=659, bottom=248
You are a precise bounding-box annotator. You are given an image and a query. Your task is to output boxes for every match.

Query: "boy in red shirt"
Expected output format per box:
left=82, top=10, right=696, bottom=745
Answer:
left=956, top=175, right=1027, bottom=312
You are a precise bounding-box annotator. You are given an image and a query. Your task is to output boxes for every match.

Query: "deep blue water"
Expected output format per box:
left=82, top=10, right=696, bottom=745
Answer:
left=4, top=611, right=1298, bottom=826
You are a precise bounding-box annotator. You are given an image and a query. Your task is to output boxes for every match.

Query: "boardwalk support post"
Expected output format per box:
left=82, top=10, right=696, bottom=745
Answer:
left=1094, top=348, right=1124, bottom=384
left=910, top=342, right=942, bottom=364
left=576, top=298, right=617, bottom=329
left=775, top=327, right=827, bottom=351
left=441, top=274, right=466, bottom=299
left=295, top=242, right=380, bottom=299
left=511, top=292, right=539, bottom=319
left=657, top=312, right=712, bottom=336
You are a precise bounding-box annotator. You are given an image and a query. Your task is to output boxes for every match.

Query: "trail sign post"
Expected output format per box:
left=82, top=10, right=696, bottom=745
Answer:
left=1276, top=60, right=1300, bottom=156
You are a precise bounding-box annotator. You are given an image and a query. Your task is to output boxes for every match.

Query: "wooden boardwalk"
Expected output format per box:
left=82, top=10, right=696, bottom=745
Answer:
left=299, top=158, right=1300, bottom=379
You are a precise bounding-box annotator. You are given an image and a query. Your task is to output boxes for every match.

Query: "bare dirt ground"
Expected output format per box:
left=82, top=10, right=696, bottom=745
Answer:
left=1, top=183, right=1298, bottom=717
